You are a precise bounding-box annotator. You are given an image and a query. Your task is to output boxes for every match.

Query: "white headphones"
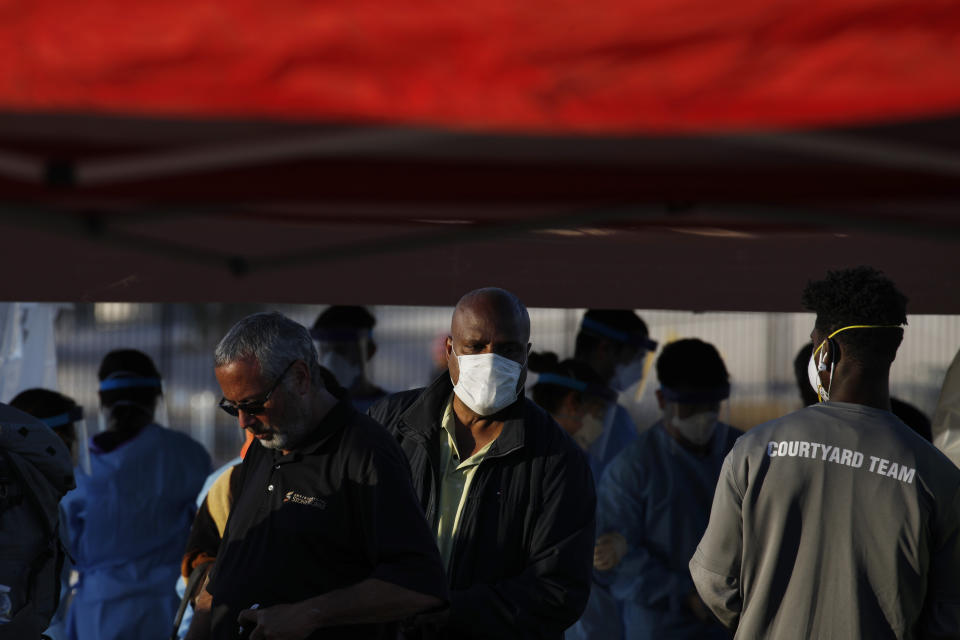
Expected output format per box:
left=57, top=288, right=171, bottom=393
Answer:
left=817, top=340, right=830, bottom=371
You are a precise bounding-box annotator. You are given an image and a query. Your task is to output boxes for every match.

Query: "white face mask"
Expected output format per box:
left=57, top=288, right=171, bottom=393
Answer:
left=99, top=400, right=154, bottom=432
left=451, top=350, right=523, bottom=416
left=669, top=406, right=718, bottom=446
left=807, top=342, right=832, bottom=402
left=573, top=413, right=605, bottom=450
left=319, top=351, right=362, bottom=388
left=610, top=356, right=646, bottom=392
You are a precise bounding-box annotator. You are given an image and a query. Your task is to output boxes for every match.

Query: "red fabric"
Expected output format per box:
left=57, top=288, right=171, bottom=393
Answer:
left=2, top=0, right=960, bottom=133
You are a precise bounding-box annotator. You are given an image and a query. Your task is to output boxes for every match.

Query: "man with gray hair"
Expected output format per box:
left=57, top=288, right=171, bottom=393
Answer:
left=187, top=312, right=446, bottom=640
left=370, top=288, right=596, bottom=639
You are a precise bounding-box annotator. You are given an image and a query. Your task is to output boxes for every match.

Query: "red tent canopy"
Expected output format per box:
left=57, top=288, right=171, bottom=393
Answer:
left=4, top=0, right=960, bottom=132
left=1, top=0, right=959, bottom=311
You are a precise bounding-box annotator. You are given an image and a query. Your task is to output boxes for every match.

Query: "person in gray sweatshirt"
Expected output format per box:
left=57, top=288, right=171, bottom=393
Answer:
left=690, top=266, right=960, bottom=640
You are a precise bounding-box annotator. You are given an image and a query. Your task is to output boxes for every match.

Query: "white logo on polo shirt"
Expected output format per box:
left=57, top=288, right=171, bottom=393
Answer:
left=283, top=491, right=327, bottom=509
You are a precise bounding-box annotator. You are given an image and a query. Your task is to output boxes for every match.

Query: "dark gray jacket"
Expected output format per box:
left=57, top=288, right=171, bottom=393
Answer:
left=369, top=375, right=596, bottom=639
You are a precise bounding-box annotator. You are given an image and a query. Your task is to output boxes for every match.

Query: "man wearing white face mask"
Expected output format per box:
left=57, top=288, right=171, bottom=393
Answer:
left=595, top=338, right=740, bottom=640
left=574, top=309, right=657, bottom=481
left=691, top=267, right=960, bottom=639
left=311, top=306, right=388, bottom=413
left=369, top=288, right=596, bottom=639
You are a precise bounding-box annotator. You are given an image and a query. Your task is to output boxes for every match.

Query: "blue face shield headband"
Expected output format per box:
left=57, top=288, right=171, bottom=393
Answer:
left=39, top=406, right=84, bottom=428
left=581, top=317, right=658, bottom=352
left=98, top=377, right=163, bottom=392
left=535, top=373, right=618, bottom=403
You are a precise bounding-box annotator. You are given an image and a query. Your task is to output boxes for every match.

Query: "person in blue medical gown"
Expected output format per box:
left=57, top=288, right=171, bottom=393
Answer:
left=529, top=353, right=616, bottom=451
left=573, top=309, right=657, bottom=481
left=528, top=353, right=623, bottom=640
left=61, top=349, right=210, bottom=640
left=596, top=339, right=740, bottom=640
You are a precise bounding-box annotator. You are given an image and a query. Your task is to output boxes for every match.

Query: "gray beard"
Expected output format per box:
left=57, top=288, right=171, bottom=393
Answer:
left=255, top=432, right=288, bottom=450
left=260, top=393, right=313, bottom=451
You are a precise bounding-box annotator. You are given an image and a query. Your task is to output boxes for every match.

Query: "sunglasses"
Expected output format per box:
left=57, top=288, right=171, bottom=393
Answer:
left=218, top=361, right=296, bottom=417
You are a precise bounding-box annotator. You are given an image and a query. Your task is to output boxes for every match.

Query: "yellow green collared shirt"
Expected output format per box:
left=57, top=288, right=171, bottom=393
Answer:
left=436, top=396, right=495, bottom=571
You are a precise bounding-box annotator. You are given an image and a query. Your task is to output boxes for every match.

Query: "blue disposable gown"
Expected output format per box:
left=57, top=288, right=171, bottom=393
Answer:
left=587, top=404, right=638, bottom=482
left=62, top=424, right=210, bottom=640
left=597, top=421, right=741, bottom=640
left=566, top=405, right=638, bottom=640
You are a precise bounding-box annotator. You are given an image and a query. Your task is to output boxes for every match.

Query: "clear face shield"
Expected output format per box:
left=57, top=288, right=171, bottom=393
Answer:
left=610, top=350, right=647, bottom=394
left=530, top=371, right=614, bottom=452
left=75, top=417, right=91, bottom=475
left=315, top=336, right=369, bottom=389
left=575, top=397, right=614, bottom=451
left=97, top=373, right=166, bottom=431
left=579, top=317, right=658, bottom=395
left=154, top=382, right=170, bottom=427
left=98, top=398, right=163, bottom=431
left=42, top=407, right=91, bottom=475
left=720, top=396, right=731, bottom=428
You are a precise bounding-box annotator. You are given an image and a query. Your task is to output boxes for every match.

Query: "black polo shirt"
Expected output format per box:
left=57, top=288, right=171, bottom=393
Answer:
left=207, top=400, right=446, bottom=639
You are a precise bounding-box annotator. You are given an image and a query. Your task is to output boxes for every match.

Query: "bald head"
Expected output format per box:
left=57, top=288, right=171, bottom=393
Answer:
left=453, top=288, right=530, bottom=342
left=447, top=288, right=531, bottom=385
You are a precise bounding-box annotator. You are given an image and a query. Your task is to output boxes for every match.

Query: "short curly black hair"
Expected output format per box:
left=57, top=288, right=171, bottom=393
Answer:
left=801, top=266, right=907, bottom=366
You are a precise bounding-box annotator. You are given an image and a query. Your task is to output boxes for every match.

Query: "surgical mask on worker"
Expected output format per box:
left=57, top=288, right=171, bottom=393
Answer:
left=99, top=400, right=154, bottom=433
left=669, top=406, right=718, bottom=446
left=320, top=351, right=361, bottom=388
left=573, top=413, right=605, bottom=450
left=451, top=350, right=523, bottom=416
left=610, top=356, right=646, bottom=392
